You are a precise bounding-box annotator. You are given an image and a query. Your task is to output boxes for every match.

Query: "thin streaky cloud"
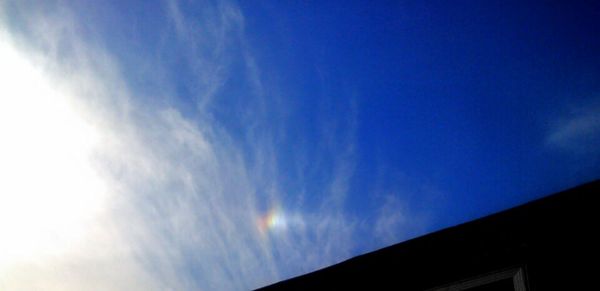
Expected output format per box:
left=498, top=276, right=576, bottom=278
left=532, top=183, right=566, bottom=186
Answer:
left=165, top=0, right=245, bottom=112
left=0, top=1, right=391, bottom=290
left=547, top=99, right=600, bottom=154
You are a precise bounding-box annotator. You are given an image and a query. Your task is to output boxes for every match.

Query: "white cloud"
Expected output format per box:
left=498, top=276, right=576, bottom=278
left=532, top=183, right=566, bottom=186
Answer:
left=374, top=195, right=409, bottom=245
left=0, top=1, right=363, bottom=290
left=165, top=0, right=245, bottom=112
left=0, top=24, right=162, bottom=291
left=547, top=99, right=600, bottom=154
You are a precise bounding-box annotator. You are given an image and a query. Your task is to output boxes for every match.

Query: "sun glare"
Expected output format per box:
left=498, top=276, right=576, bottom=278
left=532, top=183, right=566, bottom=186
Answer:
left=0, top=32, right=106, bottom=268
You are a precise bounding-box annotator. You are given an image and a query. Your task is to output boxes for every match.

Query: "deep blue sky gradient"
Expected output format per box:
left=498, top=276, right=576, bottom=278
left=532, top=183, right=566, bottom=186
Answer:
left=10, top=0, right=598, bottom=259
left=237, top=0, right=600, bottom=234
left=2, top=0, right=599, bottom=288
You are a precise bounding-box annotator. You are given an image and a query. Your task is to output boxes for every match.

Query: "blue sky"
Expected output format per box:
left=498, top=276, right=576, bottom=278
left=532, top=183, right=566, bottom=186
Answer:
left=0, top=0, right=599, bottom=290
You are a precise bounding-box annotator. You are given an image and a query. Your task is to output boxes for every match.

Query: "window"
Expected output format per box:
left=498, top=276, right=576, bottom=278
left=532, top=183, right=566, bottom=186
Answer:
left=430, top=267, right=526, bottom=291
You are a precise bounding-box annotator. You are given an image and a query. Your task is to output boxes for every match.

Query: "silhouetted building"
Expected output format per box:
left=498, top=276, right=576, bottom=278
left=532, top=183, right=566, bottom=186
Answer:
left=257, top=180, right=600, bottom=290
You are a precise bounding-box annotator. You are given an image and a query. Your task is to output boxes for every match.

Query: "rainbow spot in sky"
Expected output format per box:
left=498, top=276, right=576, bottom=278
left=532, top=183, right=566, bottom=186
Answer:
left=258, top=207, right=288, bottom=234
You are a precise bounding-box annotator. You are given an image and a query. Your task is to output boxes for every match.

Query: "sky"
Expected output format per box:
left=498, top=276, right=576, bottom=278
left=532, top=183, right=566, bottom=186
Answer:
left=0, top=0, right=599, bottom=290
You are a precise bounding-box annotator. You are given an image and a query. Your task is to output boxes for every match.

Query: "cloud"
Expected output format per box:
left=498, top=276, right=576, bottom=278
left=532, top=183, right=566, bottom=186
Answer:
left=368, top=171, right=437, bottom=247
left=374, top=195, right=410, bottom=244
left=165, top=0, right=246, bottom=111
left=0, top=1, right=364, bottom=290
left=546, top=99, right=600, bottom=154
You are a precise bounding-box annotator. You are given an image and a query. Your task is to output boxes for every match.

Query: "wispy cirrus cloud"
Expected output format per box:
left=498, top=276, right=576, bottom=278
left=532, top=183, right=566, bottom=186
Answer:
left=165, top=0, right=246, bottom=111
left=0, top=0, right=365, bottom=290
left=546, top=98, right=600, bottom=154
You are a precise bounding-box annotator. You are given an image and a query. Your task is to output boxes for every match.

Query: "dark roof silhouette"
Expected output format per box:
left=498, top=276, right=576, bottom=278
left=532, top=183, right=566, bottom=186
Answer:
left=257, top=180, right=600, bottom=290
